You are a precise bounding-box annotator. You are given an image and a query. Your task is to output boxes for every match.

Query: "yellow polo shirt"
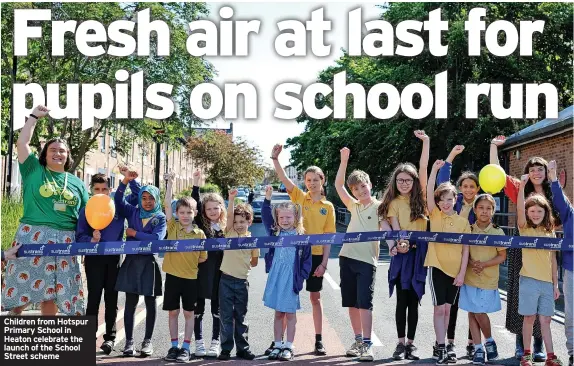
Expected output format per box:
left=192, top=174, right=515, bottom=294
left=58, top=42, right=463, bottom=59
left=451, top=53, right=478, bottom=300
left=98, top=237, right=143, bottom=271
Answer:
left=288, top=186, right=336, bottom=255
left=162, top=219, right=207, bottom=279
left=220, top=229, right=259, bottom=280
left=387, top=195, right=427, bottom=231
left=339, top=198, right=381, bottom=266
left=519, top=226, right=555, bottom=283
left=424, top=207, right=471, bottom=278
left=459, top=201, right=474, bottom=220
left=465, top=223, right=506, bottom=290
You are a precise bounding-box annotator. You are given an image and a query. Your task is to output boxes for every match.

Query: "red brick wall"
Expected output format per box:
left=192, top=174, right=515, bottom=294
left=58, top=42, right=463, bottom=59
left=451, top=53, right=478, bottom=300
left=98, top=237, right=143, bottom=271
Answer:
left=503, top=129, right=573, bottom=227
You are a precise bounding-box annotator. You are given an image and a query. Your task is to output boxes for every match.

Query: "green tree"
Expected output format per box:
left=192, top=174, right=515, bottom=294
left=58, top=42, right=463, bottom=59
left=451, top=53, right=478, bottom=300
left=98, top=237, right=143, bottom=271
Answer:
left=287, top=2, right=573, bottom=192
left=1, top=2, right=215, bottom=171
left=186, top=131, right=265, bottom=196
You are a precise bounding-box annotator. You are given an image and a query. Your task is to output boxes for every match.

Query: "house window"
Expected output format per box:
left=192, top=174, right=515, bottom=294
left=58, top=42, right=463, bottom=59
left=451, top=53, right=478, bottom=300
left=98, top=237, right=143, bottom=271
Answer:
left=110, top=133, right=117, bottom=158
left=100, top=133, right=106, bottom=152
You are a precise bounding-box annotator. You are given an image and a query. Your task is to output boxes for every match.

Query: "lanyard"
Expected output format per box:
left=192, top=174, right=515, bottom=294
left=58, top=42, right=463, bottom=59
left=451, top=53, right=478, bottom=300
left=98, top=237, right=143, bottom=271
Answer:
left=45, top=168, right=68, bottom=200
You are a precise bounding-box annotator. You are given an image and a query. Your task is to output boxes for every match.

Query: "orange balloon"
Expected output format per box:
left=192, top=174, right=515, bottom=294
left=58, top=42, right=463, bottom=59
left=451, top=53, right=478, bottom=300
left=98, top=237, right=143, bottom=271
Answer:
left=85, top=194, right=115, bottom=230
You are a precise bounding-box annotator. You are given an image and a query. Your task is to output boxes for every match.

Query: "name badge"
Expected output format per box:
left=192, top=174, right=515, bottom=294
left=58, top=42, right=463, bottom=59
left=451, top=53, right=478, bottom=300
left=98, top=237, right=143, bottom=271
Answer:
left=54, top=203, right=66, bottom=212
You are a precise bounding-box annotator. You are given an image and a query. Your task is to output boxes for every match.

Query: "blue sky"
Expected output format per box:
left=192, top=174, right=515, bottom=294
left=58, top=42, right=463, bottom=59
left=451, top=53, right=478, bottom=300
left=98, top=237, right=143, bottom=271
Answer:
left=203, top=2, right=382, bottom=167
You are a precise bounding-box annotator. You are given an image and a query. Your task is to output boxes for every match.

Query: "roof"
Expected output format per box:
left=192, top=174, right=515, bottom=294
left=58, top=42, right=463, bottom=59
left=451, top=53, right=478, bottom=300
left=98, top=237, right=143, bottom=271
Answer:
left=502, top=106, right=573, bottom=150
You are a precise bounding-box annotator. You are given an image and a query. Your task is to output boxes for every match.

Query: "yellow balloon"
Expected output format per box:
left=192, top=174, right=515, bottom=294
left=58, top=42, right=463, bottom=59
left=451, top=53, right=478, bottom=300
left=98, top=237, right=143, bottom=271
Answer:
left=479, top=164, right=507, bottom=194
left=86, top=194, right=115, bottom=230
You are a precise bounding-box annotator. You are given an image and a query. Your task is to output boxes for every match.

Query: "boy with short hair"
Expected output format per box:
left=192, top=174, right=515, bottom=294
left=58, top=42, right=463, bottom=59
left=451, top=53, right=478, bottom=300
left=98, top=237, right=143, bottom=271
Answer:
left=162, top=173, right=208, bottom=363
left=76, top=167, right=140, bottom=354
left=425, top=160, right=471, bottom=365
left=217, top=189, right=259, bottom=360
left=335, top=147, right=381, bottom=362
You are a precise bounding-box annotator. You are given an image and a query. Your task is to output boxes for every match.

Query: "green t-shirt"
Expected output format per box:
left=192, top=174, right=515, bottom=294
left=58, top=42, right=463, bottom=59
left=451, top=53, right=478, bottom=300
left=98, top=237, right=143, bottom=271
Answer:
left=19, top=154, right=89, bottom=231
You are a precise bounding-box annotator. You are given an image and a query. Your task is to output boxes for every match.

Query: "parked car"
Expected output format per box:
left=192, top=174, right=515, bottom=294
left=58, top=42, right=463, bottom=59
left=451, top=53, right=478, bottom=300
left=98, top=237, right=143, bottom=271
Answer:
left=251, top=200, right=262, bottom=221
left=236, top=190, right=248, bottom=202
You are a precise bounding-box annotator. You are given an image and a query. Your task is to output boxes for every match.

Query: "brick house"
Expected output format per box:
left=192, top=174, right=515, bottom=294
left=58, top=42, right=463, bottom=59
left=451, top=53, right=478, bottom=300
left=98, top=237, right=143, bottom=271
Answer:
left=499, top=105, right=573, bottom=228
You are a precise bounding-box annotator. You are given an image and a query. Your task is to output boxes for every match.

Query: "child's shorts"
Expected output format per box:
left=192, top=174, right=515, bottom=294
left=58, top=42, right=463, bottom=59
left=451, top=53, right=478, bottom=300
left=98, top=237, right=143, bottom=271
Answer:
left=459, top=284, right=501, bottom=313
left=339, top=256, right=376, bottom=310
left=518, top=275, right=554, bottom=317
left=429, top=267, right=459, bottom=306
left=163, top=273, right=198, bottom=312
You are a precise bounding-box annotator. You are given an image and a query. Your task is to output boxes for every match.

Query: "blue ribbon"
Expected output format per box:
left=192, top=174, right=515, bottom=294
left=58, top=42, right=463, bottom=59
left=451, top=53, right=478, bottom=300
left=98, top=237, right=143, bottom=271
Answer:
left=14, top=230, right=573, bottom=257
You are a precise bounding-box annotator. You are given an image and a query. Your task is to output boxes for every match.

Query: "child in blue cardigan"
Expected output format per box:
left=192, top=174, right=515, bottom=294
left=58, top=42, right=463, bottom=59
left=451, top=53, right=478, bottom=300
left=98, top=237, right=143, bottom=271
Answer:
left=548, top=160, right=573, bottom=366
left=262, top=186, right=311, bottom=361
left=114, top=170, right=167, bottom=357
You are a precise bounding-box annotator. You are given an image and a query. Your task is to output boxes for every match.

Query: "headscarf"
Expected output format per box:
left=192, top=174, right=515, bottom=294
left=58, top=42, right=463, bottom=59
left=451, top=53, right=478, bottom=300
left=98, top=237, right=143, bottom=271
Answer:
left=138, top=185, right=162, bottom=219
left=171, top=199, right=178, bottom=220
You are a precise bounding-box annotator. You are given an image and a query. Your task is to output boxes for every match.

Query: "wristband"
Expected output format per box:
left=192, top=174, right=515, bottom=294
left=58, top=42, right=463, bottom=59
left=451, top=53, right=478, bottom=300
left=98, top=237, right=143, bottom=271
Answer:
left=29, top=114, right=39, bottom=120
left=270, top=157, right=278, bottom=160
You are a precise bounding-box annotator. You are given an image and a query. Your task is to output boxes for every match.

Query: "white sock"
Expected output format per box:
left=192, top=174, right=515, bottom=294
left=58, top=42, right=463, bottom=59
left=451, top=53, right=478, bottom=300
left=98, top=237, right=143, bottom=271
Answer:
left=485, top=337, right=494, bottom=343
left=284, top=341, right=293, bottom=349
left=274, top=341, right=282, bottom=348
left=474, top=344, right=483, bottom=351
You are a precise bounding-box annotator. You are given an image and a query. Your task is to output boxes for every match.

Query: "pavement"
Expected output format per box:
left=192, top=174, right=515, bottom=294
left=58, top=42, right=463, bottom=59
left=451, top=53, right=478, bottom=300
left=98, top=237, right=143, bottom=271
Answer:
left=2, top=193, right=570, bottom=365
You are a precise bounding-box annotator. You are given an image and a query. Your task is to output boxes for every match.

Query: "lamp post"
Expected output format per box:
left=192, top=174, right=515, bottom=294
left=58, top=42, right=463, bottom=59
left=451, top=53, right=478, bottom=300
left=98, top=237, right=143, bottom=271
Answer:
left=153, top=127, right=165, bottom=187
left=4, top=56, right=17, bottom=197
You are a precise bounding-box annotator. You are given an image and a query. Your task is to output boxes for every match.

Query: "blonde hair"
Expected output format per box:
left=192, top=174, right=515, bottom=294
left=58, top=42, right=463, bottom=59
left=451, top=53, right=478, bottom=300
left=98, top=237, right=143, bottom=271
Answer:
left=200, top=192, right=227, bottom=235
left=271, top=202, right=305, bottom=235
left=347, top=170, right=371, bottom=189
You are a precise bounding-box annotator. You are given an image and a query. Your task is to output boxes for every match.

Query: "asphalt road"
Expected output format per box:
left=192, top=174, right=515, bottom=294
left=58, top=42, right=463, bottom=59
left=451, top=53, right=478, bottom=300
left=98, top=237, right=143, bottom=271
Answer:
left=3, top=194, right=569, bottom=365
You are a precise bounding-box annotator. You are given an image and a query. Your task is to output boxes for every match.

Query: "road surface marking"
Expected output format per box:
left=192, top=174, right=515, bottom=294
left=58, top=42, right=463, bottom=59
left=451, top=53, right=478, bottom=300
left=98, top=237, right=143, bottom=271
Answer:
left=324, top=273, right=340, bottom=290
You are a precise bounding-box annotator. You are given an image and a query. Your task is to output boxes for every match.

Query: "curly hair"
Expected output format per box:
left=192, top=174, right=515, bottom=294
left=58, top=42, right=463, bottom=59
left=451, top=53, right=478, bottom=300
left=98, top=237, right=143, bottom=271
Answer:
left=234, top=203, right=254, bottom=223
left=378, top=163, right=426, bottom=222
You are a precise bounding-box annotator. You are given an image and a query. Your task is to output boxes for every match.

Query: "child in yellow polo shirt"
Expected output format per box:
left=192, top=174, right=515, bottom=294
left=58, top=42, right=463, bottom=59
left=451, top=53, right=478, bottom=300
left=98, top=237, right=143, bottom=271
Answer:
left=458, top=194, right=506, bottom=366
left=162, top=174, right=207, bottom=363
left=517, top=175, right=562, bottom=366
left=425, top=160, right=471, bottom=365
left=217, top=189, right=259, bottom=361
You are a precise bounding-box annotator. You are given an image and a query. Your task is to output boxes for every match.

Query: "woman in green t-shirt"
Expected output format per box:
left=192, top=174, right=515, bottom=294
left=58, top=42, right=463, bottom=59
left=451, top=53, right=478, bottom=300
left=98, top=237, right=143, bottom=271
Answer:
left=1, top=105, right=89, bottom=316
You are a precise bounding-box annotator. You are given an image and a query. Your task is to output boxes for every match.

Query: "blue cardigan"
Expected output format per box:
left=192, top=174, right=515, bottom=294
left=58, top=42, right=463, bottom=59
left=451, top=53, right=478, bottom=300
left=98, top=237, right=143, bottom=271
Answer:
left=551, top=181, right=573, bottom=272
left=76, top=180, right=141, bottom=243
left=388, top=229, right=429, bottom=300
left=262, top=198, right=312, bottom=294
left=437, top=161, right=477, bottom=224
left=113, top=182, right=167, bottom=251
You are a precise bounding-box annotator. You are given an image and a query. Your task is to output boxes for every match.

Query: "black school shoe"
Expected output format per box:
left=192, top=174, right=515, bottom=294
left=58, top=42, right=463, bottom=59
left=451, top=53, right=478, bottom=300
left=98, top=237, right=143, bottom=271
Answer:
left=315, top=341, right=327, bottom=355
left=265, top=341, right=275, bottom=356
left=100, top=340, right=114, bottom=355
left=405, top=344, right=420, bottom=360
left=176, top=348, right=193, bottom=363
left=217, top=350, right=231, bottom=360
left=393, top=343, right=406, bottom=360
left=165, top=346, right=180, bottom=361
left=237, top=349, right=256, bottom=360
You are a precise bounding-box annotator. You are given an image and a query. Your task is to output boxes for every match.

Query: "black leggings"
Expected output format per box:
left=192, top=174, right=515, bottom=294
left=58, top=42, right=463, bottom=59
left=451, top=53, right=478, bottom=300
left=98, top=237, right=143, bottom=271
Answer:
left=194, top=297, right=220, bottom=341
left=124, top=293, right=157, bottom=341
left=448, top=295, right=472, bottom=342
left=395, top=283, right=419, bottom=340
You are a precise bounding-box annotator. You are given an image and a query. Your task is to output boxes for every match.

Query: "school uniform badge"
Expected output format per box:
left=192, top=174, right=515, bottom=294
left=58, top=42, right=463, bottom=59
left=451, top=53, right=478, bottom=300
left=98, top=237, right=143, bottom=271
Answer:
left=320, top=208, right=327, bottom=215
